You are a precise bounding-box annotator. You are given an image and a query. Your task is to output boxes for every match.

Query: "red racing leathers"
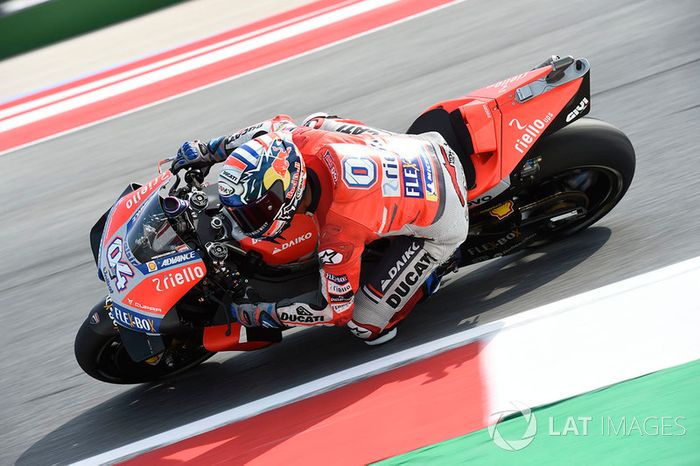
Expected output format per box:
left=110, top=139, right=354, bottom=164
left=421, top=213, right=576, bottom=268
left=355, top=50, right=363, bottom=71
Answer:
left=208, top=114, right=469, bottom=338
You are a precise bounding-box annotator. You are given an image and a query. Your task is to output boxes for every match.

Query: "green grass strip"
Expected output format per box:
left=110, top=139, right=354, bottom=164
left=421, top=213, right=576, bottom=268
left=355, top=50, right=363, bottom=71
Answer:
left=377, top=358, right=700, bottom=465
left=1, top=0, right=186, bottom=60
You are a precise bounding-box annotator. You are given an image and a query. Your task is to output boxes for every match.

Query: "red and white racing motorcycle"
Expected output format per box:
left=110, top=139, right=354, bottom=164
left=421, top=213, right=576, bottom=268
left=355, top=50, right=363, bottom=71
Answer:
left=75, top=55, right=635, bottom=383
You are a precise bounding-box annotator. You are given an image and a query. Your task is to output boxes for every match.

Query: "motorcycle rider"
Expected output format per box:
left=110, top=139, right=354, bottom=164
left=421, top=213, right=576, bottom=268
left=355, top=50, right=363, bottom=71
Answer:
left=172, top=113, right=469, bottom=345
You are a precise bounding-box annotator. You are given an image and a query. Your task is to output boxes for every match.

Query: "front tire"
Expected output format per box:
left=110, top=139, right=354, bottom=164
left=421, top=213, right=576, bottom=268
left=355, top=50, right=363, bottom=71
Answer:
left=75, top=300, right=214, bottom=384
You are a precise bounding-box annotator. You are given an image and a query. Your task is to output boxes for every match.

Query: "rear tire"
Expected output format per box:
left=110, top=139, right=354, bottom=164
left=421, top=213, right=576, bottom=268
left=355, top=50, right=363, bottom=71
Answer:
left=516, top=118, right=635, bottom=245
left=75, top=300, right=214, bottom=384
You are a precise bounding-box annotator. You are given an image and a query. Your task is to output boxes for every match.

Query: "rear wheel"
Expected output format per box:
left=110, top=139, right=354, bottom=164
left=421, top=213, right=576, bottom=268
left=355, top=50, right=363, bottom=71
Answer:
left=515, top=118, right=635, bottom=246
left=75, top=301, right=214, bottom=384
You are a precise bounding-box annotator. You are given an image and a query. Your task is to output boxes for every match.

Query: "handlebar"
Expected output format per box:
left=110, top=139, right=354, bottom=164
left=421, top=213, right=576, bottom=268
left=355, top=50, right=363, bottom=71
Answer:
left=156, top=158, right=209, bottom=197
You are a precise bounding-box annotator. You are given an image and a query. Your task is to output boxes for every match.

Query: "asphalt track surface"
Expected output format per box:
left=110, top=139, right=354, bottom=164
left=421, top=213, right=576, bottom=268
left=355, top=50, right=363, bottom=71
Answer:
left=1, top=0, right=699, bottom=463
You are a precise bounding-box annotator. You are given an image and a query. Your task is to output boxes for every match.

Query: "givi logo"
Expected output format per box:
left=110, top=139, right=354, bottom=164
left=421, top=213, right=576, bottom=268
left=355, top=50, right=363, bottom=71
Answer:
left=566, top=97, right=589, bottom=122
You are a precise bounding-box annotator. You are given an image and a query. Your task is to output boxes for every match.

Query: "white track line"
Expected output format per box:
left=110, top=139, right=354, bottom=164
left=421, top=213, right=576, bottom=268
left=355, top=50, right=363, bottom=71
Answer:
left=482, top=258, right=700, bottom=419
left=72, top=255, right=700, bottom=465
left=0, top=0, right=355, bottom=121
left=0, top=0, right=467, bottom=157
left=0, top=0, right=399, bottom=132
left=0, top=0, right=49, bottom=15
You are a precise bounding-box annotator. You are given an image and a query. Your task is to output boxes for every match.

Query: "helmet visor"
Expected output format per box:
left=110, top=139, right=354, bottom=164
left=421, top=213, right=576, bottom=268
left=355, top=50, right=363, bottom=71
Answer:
left=227, top=180, right=285, bottom=236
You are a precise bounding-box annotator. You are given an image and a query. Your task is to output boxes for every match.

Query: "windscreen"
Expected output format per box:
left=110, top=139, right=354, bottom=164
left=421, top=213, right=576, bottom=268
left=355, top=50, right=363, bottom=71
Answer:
left=126, top=195, right=186, bottom=263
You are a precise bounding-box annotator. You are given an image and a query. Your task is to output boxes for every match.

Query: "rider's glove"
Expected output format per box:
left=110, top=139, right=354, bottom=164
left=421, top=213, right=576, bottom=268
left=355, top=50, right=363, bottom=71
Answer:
left=171, top=140, right=217, bottom=173
left=231, top=302, right=283, bottom=329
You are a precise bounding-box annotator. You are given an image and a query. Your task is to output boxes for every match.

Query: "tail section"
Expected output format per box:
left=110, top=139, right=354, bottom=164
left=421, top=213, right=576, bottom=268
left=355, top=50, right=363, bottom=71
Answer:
left=410, top=55, right=591, bottom=202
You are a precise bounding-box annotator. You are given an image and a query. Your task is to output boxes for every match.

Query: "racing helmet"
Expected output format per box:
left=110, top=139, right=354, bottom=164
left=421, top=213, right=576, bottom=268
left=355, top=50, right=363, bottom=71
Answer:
left=218, top=133, right=306, bottom=239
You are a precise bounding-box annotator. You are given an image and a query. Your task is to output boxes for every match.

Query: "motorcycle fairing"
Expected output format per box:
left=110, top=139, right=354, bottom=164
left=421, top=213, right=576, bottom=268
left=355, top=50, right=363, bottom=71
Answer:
left=493, top=61, right=589, bottom=179
left=101, top=171, right=173, bottom=244
left=420, top=57, right=591, bottom=203
left=202, top=323, right=282, bottom=352
left=91, top=183, right=141, bottom=279
left=98, top=171, right=207, bottom=335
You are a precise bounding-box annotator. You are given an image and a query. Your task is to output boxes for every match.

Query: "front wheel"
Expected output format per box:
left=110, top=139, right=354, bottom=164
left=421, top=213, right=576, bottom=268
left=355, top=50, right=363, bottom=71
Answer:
left=74, top=300, right=215, bottom=384
left=515, top=118, right=635, bottom=245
